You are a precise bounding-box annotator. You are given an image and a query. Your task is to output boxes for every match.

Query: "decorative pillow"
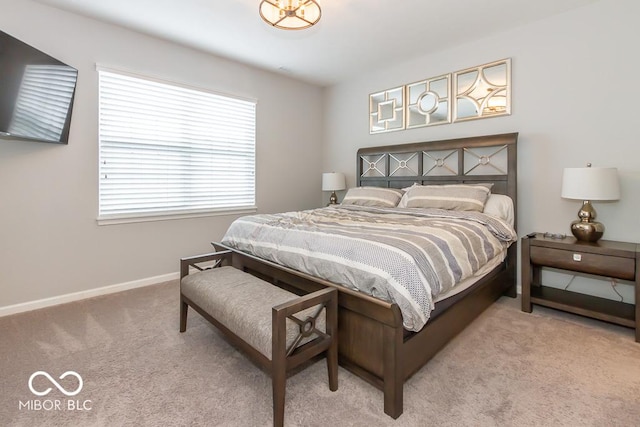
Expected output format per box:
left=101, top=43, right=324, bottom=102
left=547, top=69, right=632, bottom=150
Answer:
left=483, top=193, right=514, bottom=225
left=397, top=183, right=419, bottom=208
left=341, top=187, right=404, bottom=208
left=404, top=184, right=491, bottom=212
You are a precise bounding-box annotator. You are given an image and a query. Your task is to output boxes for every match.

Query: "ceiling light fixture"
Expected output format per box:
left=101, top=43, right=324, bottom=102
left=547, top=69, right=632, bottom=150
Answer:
left=259, top=0, right=321, bottom=30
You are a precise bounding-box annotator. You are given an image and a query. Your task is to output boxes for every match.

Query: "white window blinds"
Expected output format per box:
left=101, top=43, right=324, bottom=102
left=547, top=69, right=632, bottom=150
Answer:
left=98, top=69, right=256, bottom=220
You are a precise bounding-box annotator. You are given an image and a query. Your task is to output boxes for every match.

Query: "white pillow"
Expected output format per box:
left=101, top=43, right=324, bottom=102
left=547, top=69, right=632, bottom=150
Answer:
left=482, top=194, right=514, bottom=225
left=397, top=183, right=418, bottom=208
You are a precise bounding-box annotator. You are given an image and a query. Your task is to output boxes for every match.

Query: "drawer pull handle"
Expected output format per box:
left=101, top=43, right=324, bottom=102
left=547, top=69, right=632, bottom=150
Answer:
left=573, top=253, right=582, bottom=262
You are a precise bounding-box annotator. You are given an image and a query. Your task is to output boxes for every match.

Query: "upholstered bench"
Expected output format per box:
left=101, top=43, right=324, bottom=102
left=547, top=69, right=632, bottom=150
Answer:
left=179, top=251, right=338, bottom=427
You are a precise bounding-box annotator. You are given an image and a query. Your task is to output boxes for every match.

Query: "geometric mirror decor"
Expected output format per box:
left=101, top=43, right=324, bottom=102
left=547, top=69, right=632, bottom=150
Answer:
left=369, top=86, right=405, bottom=133
left=406, top=74, right=451, bottom=129
left=368, top=58, right=511, bottom=134
left=453, top=58, right=511, bottom=122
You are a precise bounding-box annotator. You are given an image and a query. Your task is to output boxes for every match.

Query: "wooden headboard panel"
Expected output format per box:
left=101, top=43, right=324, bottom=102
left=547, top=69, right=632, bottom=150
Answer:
left=357, top=132, right=518, bottom=227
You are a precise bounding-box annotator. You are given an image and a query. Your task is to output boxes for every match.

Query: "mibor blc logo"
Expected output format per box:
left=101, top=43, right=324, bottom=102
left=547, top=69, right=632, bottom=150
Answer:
left=29, top=371, right=83, bottom=396
left=19, top=371, right=92, bottom=411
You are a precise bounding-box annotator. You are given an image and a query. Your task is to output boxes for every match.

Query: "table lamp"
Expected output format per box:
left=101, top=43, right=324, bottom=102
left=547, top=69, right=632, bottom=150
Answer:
left=561, top=163, right=620, bottom=242
left=322, top=172, right=346, bottom=205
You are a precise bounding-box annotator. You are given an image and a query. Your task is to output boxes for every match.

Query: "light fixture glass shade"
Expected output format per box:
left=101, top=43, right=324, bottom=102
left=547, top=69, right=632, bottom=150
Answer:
left=259, top=0, right=321, bottom=30
left=322, top=172, right=346, bottom=191
left=561, top=165, right=620, bottom=242
left=561, top=167, right=620, bottom=201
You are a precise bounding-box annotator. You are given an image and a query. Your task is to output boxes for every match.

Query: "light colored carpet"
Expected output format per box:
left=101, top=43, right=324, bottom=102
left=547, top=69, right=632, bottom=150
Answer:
left=1, top=280, right=639, bottom=426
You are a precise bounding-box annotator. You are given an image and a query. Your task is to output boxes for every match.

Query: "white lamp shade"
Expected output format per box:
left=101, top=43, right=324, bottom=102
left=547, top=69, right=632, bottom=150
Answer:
left=561, top=167, right=620, bottom=201
left=322, top=172, right=346, bottom=192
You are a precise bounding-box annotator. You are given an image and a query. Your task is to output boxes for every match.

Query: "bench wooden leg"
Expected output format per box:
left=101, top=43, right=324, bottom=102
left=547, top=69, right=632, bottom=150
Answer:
left=179, top=297, right=188, bottom=332
left=272, top=362, right=286, bottom=427
left=327, top=351, right=338, bottom=392
left=327, top=297, right=338, bottom=391
left=272, top=306, right=287, bottom=427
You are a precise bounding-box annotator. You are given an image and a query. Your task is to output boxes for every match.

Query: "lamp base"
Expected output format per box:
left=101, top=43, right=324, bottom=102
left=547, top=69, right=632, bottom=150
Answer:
left=570, top=200, right=604, bottom=242
left=328, top=191, right=338, bottom=205
left=570, top=220, right=604, bottom=242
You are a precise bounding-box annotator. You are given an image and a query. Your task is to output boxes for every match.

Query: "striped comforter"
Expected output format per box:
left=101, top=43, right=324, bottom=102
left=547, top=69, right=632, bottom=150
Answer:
left=221, top=205, right=516, bottom=331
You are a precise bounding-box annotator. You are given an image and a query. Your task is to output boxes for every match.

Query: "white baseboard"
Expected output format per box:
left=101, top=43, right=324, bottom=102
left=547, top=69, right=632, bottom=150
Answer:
left=0, top=272, right=179, bottom=317
left=0, top=275, right=522, bottom=318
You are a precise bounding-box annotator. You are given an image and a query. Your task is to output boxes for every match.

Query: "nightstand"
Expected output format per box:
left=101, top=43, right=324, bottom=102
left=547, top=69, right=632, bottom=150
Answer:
left=521, top=233, right=639, bottom=342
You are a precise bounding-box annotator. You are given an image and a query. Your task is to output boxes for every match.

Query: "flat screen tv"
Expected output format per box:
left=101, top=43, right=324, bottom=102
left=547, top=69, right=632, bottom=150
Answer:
left=0, top=30, right=78, bottom=144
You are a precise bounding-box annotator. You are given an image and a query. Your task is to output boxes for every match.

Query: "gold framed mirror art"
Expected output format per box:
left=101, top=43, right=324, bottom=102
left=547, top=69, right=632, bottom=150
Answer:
left=369, top=86, right=405, bottom=133
left=406, top=74, right=451, bottom=129
left=453, top=58, right=511, bottom=122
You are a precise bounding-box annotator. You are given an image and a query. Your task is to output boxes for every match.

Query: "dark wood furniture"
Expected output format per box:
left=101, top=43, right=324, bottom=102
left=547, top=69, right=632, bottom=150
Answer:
left=521, top=234, right=639, bottom=342
left=216, top=132, right=518, bottom=419
left=179, top=251, right=339, bottom=427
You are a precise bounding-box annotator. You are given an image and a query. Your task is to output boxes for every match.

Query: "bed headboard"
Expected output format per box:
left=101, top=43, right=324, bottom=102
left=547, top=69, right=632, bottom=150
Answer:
left=356, top=132, right=518, bottom=228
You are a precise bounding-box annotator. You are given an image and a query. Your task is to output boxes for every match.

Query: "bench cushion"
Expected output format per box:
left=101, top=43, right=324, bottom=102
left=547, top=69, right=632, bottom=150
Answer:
left=181, top=266, right=325, bottom=360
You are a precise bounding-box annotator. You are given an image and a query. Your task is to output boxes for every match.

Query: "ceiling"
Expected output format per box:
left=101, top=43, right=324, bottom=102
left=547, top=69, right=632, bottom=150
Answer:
left=35, top=0, right=598, bottom=86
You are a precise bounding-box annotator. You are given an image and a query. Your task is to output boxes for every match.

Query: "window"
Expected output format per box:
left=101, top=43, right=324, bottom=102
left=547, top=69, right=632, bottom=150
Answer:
left=98, top=68, right=256, bottom=223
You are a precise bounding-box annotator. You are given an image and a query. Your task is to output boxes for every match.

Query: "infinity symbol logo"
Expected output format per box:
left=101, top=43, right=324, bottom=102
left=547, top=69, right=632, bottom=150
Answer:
left=28, top=371, right=83, bottom=397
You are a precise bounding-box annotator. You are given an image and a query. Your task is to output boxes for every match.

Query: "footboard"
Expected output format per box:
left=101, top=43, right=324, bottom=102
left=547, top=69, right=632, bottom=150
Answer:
left=213, top=241, right=517, bottom=419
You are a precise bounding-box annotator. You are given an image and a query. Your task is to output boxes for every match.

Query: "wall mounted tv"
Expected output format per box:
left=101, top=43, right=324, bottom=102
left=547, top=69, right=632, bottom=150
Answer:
left=0, top=30, right=78, bottom=144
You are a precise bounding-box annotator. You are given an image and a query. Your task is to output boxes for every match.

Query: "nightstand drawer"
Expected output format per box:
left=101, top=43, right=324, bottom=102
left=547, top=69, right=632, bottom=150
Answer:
left=530, top=246, right=635, bottom=280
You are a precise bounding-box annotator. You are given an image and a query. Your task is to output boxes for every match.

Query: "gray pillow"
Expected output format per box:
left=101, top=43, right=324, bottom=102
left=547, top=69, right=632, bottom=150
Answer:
left=404, top=184, right=491, bottom=211
left=341, top=187, right=404, bottom=208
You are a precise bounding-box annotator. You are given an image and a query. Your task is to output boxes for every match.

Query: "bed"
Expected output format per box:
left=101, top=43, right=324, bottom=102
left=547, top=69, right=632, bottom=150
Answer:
left=214, top=132, right=518, bottom=418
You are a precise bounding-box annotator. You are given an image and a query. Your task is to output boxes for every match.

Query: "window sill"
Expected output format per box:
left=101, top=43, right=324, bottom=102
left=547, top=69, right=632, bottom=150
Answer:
left=97, top=207, right=257, bottom=226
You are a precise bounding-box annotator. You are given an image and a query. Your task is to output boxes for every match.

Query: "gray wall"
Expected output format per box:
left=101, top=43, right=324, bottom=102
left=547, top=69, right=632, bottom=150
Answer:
left=0, top=0, right=324, bottom=308
left=2, top=0, right=638, bottom=311
left=322, top=0, right=639, bottom=301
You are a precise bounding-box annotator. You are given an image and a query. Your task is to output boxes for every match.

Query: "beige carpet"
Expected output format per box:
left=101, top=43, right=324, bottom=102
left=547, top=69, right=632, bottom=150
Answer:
left=1, top=280, right=639, bottom=426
